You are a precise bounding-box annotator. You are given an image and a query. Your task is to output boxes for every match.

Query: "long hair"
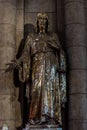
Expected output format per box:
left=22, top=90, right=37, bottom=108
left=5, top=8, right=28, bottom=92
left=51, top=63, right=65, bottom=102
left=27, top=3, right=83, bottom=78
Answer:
left=36, top=18, right=48, bottom=34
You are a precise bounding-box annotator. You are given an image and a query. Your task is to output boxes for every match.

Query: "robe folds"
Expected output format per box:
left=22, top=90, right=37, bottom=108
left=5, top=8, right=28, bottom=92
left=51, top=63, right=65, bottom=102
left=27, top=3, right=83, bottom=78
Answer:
left=19, top=33, right=66, bottom=124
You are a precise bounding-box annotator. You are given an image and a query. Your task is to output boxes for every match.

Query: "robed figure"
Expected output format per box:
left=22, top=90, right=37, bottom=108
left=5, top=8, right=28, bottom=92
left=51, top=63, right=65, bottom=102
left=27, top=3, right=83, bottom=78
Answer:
left=8, top=13, right=66, bottom=126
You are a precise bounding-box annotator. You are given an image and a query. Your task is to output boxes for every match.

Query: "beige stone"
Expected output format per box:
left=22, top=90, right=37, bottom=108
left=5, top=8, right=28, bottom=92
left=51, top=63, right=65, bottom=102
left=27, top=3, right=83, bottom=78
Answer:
left=16, top=30, right=24, bottom=53
left=69, top=120, right=87, bottom=130
left=0, top=24, right=16, bottom=47
left=84, top=1, right=87, bottom=8
left=65, top=2, right=85, bottom=25
left=66, top=47, right=87, bottom=69
left=0, top=0, right=16, bottom=129
left=15, top=88, right=22, bottom=127
left=65, top=24, right=86, bottom=47
left=68, top=70, right=87, bottom=94
left=0, top=120, right=16, bottom=130
left=16, top=10, right=24, bottom=30
left=69, top=94, right=87, bottom=119
left=0, top=2, right=16, bottom=24
left=25, top=0, right=56, bottom=12
left=0, top=47, right=15, bottom=69
left=0, top=72, right=15, bottom=95
left=64, top=0, right=83, bottom=3
left=17, top=0, right=24, bottom=10
left=0, top=0, right=16, bottom=5
left=0, top=95, right=15, bottom=120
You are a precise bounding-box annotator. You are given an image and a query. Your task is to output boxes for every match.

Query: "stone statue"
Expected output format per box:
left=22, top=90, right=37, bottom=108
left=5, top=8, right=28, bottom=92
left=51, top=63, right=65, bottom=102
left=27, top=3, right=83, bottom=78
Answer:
left=6, top=13, right=66, bottom=127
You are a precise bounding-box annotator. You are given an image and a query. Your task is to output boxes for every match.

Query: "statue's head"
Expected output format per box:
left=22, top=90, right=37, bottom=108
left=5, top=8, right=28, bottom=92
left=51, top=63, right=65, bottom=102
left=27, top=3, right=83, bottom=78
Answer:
left=36, top=13, right=48, bottom=33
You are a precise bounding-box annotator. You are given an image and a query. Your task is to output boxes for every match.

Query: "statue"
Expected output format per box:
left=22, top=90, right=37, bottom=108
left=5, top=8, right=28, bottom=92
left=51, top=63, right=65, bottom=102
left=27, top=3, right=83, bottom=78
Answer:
left=6, top=13, right=66, bottom=127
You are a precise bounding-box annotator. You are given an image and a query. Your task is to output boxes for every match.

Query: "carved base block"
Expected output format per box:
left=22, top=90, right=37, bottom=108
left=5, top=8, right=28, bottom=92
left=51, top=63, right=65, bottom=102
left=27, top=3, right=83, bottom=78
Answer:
left=23, top=125, right=62, bottom=130
left=29, top=128, right=62, bottom=130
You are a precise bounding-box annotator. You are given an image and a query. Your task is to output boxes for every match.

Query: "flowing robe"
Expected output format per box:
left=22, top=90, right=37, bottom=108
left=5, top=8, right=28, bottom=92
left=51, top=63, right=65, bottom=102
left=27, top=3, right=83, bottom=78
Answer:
left=19, top=33, right=66, bottom=124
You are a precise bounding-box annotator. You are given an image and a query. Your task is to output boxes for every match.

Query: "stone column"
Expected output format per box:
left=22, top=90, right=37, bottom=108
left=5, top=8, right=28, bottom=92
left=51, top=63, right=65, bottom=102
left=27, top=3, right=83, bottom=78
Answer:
left=64, top=0, right=87, bottom=130
left=0, top=0, right=16, bottom=129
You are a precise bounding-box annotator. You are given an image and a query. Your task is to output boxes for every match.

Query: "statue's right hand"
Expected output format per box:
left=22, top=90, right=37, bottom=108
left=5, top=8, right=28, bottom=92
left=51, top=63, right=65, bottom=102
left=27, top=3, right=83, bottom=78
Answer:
left=5, top=59, right=20, bottom=72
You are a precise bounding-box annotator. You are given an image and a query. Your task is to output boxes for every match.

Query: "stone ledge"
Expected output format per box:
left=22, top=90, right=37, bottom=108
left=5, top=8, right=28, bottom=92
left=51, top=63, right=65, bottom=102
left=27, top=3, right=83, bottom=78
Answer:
left=23, top=125, right=62, bottom=130
left=29, top=128, right=62, bottom=130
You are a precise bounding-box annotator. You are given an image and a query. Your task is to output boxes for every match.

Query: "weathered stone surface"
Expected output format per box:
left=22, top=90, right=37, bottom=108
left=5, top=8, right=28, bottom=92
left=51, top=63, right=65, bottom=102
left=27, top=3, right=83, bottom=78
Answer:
left=66, top=47, right=87, bottom=69
left=0, top=24, right=16, bottom=47
left=65, top=24, right=86, bottom=47
left=64, top=0, right=83, bottom=3
left=25, top=12, right=57, bottom=32
left=16, top=30, right=24, bottom=53
left=17, top=0, right=24, bottom=10
left=25, top=0, right=56, bottom=12
left=0, top=95, right=15, bottom=120
left=16, top=10, right=24, bottom=30
left=0, top=2, right=16, bottom=24
left=0, top=47, right=15, bottom=69
left=15, top=88, right=22, bottom=127
left=0, top=72, right=15, bottom=95
left=0, top=120, right=16, bottom=130
left=85, top=8, right=87, bottom=26
left=69, top=120, right=87, bottom=130
left=65, top=2, right=85, bottom=25
left=84, top=1, right=87, bottom=49
left=0, top=0, right=16, bottom=5
left=65, top=0, right=87, bottom=130
left=68, top=70, right=87, bottom=94
left=69, top=94, right=87, bottom=119
left=0, top=0, right=16, bottom=129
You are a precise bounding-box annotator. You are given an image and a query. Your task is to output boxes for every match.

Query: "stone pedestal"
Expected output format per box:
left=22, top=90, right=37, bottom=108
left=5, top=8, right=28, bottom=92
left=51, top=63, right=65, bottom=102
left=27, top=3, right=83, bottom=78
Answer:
left=25, top=125, right=62, bottom=130
left=29, top=128, right=62, bottom=130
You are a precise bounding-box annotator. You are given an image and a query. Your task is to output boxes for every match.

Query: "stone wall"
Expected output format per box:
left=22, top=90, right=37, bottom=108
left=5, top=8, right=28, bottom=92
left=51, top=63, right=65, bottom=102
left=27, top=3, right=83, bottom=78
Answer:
left=15, top=1, right=24, bottom=128
left=0, top=0, right=16, bottom=129
left=0, top=0, right=87, bottom=130
left=24, top=0, right=57, bottom=33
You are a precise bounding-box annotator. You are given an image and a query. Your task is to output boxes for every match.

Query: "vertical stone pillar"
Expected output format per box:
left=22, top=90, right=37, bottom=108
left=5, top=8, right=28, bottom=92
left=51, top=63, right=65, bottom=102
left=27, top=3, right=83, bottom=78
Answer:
left=64, top=0, right=87, bottom=130
left=0, top=0, right=16, bottom=129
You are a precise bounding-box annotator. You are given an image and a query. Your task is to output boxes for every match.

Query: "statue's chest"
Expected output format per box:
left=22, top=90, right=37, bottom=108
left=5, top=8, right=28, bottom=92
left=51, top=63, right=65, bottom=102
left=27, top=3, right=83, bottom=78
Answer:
left=32, top=37, right=48, bottom=52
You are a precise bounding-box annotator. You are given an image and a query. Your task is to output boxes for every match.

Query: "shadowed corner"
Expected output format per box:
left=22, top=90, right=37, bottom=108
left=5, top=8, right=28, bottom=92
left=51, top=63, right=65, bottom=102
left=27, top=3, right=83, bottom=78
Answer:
left=15, top=24, right=34, bottom=130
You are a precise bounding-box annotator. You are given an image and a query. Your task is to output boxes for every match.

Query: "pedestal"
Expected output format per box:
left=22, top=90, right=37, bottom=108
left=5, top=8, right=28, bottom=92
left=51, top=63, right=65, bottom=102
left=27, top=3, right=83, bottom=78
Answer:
left=29, top=128, right=62, bottom=130
left=23, top=125, right=62, bottom=130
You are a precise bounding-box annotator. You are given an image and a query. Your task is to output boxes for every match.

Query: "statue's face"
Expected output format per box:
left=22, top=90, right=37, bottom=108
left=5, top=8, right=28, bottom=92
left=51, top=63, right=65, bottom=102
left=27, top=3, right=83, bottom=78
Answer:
left=38, top=15, right=47, bottom=32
